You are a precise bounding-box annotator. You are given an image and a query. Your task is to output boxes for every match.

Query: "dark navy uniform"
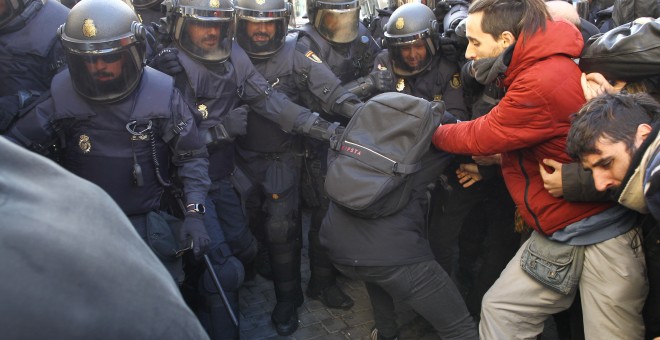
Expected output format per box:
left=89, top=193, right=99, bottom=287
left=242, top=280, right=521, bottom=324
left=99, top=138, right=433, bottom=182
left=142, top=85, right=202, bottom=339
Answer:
left=0, top=0, right=68, bottom=131
left=8, top=67, right=211, bottom=281
left=296, top=22, right=384, bottom=306
left=236, top=31, right=362, bottom=330
left=170, top=39, right=334, bottom=338
left=373, top=49, right=468, bottom=120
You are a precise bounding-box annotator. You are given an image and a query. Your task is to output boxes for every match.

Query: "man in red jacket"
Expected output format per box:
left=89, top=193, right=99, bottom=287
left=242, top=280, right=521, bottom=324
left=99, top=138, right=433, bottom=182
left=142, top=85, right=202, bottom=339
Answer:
left=432, top=0, right=648, bottom=338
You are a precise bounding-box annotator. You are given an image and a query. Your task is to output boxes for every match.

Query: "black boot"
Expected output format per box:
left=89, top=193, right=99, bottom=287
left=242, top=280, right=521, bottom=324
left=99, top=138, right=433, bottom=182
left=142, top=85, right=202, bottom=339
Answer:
left=306, top=282, right=354, bottom=310
left=271, top=300, right=300, bottom=336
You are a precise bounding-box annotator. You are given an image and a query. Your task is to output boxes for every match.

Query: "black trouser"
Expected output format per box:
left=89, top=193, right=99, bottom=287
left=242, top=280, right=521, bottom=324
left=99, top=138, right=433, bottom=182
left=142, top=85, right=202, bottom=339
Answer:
left=237, top=148, right=304, bottom=305
left=301, top=139, right=339, bottom=289
left=335, top=261, right=479, bottom=340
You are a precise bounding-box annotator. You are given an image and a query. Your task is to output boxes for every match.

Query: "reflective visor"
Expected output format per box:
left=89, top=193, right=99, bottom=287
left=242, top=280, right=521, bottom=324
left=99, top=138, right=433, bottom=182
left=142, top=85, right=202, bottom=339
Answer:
left=176, top=17, right=233, bottom=62
left=314, top=8, right=359, bottom=44
left=235, top=16, right=287, bottom=58
left=66, top=49, right=141, bottom=102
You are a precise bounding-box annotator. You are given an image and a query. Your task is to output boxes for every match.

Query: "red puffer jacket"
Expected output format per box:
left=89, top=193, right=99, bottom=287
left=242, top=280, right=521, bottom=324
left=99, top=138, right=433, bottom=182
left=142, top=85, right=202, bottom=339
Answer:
left=433, top=19, right=612, bottom=235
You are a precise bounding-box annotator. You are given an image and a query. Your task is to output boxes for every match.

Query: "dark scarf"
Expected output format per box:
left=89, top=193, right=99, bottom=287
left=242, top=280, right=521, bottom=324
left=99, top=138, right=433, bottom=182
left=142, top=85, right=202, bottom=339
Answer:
left=470, top=43, right=516, bottom=85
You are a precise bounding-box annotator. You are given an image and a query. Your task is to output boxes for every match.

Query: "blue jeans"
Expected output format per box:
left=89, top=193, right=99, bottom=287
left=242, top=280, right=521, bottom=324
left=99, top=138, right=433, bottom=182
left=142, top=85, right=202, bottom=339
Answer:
left=335, top=260, right=478, bottom=340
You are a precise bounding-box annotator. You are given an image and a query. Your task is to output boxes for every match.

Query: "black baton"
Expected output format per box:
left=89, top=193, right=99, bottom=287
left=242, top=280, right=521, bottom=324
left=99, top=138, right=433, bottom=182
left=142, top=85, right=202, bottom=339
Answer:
left=204, top=254, right=239, bottom=327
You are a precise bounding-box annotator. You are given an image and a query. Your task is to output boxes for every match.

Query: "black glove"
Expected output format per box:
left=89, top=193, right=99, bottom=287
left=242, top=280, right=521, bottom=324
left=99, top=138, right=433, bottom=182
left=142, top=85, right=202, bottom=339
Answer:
left=180, top=214, right=211, bottom=258
left=148, top=47, right=183, bottom=76
left=306, top=115, right=342, bottom=142
left=365, top=69, right=394, bottom=92
left=221, top=104, right=248, bottom=138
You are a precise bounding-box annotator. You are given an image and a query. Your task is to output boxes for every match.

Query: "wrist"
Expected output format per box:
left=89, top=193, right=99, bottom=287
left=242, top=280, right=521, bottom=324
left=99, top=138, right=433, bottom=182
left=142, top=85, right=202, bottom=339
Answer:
left=185, top=203, right=206, bottom=215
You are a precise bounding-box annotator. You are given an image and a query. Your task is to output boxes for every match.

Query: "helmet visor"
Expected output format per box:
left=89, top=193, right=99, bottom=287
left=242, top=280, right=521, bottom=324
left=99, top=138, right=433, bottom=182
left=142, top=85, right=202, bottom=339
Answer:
left=314, top=8, right=359, bottom=44
left=66, top=49, right=141, bottom=102
left=177, top=17, right=233, bottom=62
left=388, top=38, right=433, bottom=76
left=235, top=17, right=287, bottom=58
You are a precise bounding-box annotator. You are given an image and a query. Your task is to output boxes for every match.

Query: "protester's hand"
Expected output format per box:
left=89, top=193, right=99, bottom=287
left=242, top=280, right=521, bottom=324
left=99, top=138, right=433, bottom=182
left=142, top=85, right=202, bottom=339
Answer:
left=149, top=47, right=183, bottom=76
left=180, top=214, right=210, bottom=258
left=366, top=67, right=394, bottom=92
left=222, top=104, right=248, bottom=138
left=539, top=158, right=564, bottom=198
left=457, top=163, right=483, bottom=188
left=472, top=154, right=501, bottom=166
left=581, top=72, right=626, bottom=101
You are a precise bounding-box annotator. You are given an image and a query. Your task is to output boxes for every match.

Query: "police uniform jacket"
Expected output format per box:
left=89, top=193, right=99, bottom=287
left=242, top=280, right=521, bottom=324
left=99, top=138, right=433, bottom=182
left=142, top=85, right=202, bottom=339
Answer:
left=8, top=67, right=210, bottom=216
left=374, top=49, right=468, bottom=120
left=238, top=32, right=360, bottom=153
left=0, top=0, right=68, bottom=96
left=173, top=41, right=322, bottom=180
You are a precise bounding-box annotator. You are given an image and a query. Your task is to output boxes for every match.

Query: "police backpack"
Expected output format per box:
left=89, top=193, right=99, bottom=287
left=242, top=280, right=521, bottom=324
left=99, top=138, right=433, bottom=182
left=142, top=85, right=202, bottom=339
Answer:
left=325, top=92, right=444, bottom=218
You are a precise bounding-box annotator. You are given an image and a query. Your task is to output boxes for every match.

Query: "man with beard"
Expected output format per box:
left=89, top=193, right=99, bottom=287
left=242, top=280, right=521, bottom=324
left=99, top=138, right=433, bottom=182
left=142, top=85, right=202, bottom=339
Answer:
left=431, top=0, right=648, bottom=337
left=6, top=0, right=212, bottom=309
left=156, top=0, right=348, bottom=337
left=565, top=93, right=660, bottom=339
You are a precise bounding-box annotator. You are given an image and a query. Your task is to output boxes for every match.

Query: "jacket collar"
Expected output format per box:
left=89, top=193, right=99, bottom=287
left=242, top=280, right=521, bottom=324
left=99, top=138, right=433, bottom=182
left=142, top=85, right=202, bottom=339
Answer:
left=617, top=124, right=660, bottom=213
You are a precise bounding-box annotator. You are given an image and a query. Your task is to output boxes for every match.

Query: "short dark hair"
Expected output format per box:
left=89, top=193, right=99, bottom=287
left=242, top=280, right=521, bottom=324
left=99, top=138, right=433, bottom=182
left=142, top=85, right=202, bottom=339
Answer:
left=468, top=0, right=550, bottom=42
left=566, top=93, right=660, bottom=160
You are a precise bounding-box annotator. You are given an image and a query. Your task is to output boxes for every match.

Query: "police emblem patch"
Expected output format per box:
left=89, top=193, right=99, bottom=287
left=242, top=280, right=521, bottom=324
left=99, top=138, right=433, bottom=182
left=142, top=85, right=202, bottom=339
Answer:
left=79, top=134, right=91, bottom=153
left=434, top=94, right=443, bottom=101
left=450, top=73, right=462, bottom=89
left=210, top=0, right=220, bottom=8
left=395, top=17, right=404, bottom=30
left=305, top=51, right=322, bottom=63
left=396, top=78, right=405, bottom=92
left=198, top=104, right=209, bottom=120
left=82, top=19, right=97, bottom=38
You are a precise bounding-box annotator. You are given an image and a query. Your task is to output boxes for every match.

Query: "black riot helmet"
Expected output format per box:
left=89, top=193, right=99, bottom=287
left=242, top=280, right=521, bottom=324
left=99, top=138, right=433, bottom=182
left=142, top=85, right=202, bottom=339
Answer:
left=58, top=0, right=146, bottom=102
left=163, top=0, right=234, bottom=63
left=235, top=0, right=291, bottom=59
left=306, top=0, right=359, bottom=44
left=384, top=3, right=439, bottom=76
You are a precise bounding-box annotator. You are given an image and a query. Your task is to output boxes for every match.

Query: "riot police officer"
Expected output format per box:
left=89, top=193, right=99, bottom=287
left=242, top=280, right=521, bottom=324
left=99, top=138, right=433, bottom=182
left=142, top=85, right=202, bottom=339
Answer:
left=376, top=3, right=466, bottom=116
left=234, top=0, right=363, bottom=334
left=296, top=0, right=393, bottom=313
left=7, top=0, right=211, bottom=291
left=0, top=0, right=68, bottom=132
left=159, top=0, right=346, bottom=337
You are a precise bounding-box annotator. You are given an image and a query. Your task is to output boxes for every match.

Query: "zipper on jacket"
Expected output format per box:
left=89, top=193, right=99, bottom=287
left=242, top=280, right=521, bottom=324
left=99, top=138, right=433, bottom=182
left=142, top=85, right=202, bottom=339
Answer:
left=518, top=151, right=546, bottom=235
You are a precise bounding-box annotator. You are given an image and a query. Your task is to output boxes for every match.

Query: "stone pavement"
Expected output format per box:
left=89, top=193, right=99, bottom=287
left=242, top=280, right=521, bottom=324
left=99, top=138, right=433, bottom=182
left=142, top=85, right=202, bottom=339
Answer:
left=238, top=211, right=377, bottom=340
left=239, top=244, right=376, bottom=340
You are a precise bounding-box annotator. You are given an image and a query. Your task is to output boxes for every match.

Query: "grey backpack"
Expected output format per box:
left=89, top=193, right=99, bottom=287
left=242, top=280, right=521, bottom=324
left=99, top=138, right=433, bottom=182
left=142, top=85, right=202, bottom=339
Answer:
left=325, top=92, right=444, bottom=218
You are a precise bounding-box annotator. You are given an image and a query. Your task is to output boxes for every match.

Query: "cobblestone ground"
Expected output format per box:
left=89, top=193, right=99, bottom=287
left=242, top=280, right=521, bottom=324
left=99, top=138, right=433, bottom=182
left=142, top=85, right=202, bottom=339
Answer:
left=239, top=250, right=375, bottom=340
